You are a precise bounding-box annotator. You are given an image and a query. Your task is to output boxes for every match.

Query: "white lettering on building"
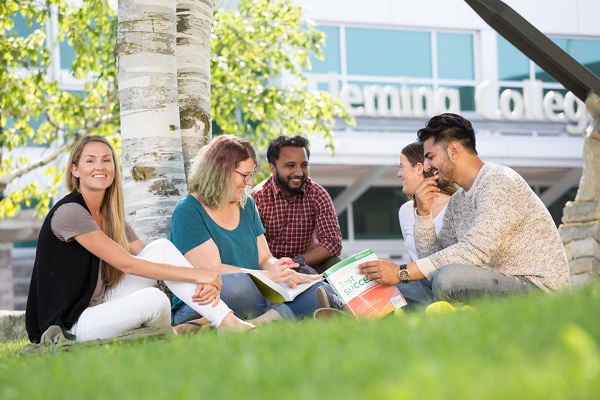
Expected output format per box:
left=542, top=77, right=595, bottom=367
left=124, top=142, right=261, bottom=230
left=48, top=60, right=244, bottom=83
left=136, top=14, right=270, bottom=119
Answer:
left=307, top=73, right=588, bottom=134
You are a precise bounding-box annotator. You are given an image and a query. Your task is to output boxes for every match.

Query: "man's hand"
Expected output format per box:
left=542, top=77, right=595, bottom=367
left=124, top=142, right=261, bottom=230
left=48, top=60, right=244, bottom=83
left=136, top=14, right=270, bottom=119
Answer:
left=414, top=176, right=440, bottom=216
left=358, top=258, right=400, bottom=285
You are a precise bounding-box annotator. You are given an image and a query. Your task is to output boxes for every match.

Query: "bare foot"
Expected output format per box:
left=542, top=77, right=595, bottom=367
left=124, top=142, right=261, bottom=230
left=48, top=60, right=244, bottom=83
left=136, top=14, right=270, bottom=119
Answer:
left=248, top=309, right=283, bottom=326
left=173, top=317, right=212, bottom=334
left=217, top=312, right=255, bottom=333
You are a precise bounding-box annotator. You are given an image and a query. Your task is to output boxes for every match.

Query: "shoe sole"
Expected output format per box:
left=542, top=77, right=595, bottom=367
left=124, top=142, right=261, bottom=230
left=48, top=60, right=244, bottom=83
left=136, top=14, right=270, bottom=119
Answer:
left=316, top=286, right=331, bottom=308
left=313, top=308, right=352, bottom=320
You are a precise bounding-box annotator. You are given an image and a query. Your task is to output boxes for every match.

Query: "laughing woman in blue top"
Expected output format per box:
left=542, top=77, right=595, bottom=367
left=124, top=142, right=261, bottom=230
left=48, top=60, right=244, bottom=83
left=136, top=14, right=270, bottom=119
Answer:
left=169, top=135, right=339, bottom=327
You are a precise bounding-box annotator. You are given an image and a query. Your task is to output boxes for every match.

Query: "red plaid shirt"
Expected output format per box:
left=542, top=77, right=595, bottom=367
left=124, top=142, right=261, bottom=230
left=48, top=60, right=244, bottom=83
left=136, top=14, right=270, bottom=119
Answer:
left=251, top=176, right=342, bottom=259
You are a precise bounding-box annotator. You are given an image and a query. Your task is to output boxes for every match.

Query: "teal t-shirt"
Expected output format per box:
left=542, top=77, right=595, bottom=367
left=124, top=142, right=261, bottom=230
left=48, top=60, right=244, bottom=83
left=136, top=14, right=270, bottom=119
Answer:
left=168, top=194, right=266, bottom=313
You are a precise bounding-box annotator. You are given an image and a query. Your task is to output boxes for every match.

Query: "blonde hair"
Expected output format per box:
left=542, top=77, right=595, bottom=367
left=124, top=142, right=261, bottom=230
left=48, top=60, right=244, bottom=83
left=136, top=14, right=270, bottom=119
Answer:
left=187, top=135, right=256, bottom=209
left=66, top=135, right=131, bottom=287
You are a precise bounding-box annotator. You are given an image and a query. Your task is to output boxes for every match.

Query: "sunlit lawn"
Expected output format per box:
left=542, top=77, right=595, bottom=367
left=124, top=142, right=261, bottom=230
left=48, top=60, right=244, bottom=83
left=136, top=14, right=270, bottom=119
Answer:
left=1, top=284, right=599, bottom=399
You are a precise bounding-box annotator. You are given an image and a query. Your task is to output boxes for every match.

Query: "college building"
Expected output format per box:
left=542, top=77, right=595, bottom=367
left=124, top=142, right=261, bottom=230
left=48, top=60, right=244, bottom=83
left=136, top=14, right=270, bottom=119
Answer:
left=293, top=0, right=599, bottom=262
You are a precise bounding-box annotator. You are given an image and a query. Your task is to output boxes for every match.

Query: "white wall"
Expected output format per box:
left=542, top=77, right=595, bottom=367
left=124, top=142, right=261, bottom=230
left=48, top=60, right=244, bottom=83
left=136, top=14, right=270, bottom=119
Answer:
left=298, top=0, right=600, bottom=37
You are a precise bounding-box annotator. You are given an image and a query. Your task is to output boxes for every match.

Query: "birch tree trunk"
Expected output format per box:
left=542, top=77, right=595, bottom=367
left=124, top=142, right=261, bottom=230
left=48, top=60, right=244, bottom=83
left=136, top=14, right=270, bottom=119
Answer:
left=116, top=0, right=187, bottom=241
left=176, top=0, right=214, bottom=174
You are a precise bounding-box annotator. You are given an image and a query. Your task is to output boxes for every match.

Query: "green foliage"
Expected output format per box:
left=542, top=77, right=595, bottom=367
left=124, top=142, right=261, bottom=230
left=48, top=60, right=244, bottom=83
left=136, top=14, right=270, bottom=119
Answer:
left=0, top=0, right=352, bottom=220
left=2, top=284, right=600, bottom=398
left=0, top=0, right=120, bottom=219
left=211, top=0, right=354, bottom=162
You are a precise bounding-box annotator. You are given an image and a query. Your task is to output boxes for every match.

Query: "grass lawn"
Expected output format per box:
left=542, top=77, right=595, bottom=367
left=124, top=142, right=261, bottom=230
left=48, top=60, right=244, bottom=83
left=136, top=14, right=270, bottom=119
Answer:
left=1, top=283, right=599, bottom=399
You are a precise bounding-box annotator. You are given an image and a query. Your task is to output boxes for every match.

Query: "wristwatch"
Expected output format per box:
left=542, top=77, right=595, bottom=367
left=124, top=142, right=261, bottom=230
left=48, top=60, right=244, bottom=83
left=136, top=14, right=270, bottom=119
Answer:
left=293, top=255, right=305, bottom=265
left=397, top=264, right=410, bottom=283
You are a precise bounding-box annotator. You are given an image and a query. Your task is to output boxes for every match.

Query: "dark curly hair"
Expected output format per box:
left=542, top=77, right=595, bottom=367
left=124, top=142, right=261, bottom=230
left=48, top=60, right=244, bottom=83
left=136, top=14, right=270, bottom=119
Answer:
left=266, top=135, right=310, bottom=164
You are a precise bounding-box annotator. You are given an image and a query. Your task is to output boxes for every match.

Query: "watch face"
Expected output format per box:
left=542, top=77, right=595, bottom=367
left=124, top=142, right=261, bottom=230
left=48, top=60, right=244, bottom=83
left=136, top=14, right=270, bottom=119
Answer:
left=399, top=269, right=410, bottom=282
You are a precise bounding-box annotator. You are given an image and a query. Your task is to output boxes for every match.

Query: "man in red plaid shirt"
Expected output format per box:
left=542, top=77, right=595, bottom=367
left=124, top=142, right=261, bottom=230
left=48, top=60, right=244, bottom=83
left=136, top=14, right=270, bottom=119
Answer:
left=251, top=135, right=343, bottom=274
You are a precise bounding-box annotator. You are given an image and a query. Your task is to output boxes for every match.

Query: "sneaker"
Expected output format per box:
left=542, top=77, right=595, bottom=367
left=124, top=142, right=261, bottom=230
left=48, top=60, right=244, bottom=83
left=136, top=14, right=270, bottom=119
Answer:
left=316, top=286, right=345, bottom=310
left=425, top=301, right=457, bottom=315
left=313, top=308, right=352, bottom=320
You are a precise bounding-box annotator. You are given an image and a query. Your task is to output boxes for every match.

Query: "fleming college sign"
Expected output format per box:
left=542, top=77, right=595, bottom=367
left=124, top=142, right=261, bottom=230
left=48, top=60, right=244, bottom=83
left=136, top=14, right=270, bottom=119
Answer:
left=307, top=73, right=588, bottom=134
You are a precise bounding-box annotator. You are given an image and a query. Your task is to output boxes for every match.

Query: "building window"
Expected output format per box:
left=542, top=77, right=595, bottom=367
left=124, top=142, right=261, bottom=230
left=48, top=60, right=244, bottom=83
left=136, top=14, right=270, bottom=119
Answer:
left=345, top=27, right=432, bottom=78
left=352, top=187, right=405, bottom=240
left=324, top=186, right=348, bottom=240
left=498, top=35, right=600, bottom=83
left=60, top=40, right=76, bottom=70
left=310, top=25, right=341, bottom=74
left=11, top=13, right=41, bottom=37
left=437, top=33, right=474, bottom=80
left=497, top=36, right=529, bottom=81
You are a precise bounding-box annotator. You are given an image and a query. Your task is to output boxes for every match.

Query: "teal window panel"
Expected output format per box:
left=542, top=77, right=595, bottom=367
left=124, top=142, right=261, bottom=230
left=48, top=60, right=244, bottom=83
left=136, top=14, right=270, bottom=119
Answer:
left=310, top=25, right=341, bottom=74
left=437, top=33, right=474, bottom=80
left=560, top=38, right=600, bottom=78
left=60, top=40, right=76, bottom=70
left=497, top=36, right=529, bottom=81
left=346, top=28, right=431, bottom=78
left=11, top=13, right=41, bottom=37
left=455, top=85, right=476, bottom=111
left=4, top=116, right=48, bottom=147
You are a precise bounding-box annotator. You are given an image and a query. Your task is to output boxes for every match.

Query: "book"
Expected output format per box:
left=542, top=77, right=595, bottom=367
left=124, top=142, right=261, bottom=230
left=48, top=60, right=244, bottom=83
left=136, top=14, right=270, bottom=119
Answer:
left=242, top=268, right=322, bottom=303
left=323, top=249, right=407, bottom=318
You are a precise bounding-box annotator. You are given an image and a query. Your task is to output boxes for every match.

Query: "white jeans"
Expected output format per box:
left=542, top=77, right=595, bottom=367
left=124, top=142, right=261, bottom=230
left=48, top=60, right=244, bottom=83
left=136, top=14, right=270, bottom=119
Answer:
left=68, top=239, right=232, bottom=341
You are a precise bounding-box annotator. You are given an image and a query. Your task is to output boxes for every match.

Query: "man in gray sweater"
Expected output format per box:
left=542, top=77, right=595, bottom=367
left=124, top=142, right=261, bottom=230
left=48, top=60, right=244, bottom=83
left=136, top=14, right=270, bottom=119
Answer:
left=359, top=113, right=570, bottom=308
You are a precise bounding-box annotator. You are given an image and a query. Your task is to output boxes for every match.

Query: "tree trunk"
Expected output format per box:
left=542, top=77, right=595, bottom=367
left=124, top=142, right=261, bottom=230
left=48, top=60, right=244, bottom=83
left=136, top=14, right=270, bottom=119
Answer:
left=116, top=0, right=187, bottom=241
left=176, top=0, right=214, bottom=174
left=559, top=93, right=600, bottom=287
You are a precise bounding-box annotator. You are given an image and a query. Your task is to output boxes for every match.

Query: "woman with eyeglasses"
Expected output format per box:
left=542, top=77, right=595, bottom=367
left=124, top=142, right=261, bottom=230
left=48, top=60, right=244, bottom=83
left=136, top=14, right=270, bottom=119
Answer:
left=169, top=135, right=338, bottom=329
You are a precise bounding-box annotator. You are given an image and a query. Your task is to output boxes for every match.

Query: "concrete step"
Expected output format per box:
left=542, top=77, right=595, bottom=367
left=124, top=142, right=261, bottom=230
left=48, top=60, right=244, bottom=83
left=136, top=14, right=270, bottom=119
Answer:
left=0, top=310, right=26, bottom=342
left=12, top=248, right=35, bottom=311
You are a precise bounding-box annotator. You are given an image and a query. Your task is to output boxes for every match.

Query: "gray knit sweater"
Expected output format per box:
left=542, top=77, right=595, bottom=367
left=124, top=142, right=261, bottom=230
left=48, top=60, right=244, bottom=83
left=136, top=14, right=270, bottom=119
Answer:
left=414, top=163, right=570, bottom=292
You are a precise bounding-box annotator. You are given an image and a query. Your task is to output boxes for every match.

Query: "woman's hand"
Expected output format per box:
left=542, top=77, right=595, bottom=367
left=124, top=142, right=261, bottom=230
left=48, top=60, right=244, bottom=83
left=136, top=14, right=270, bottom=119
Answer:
left=191, top=284, right=221, bottom=307
left=285, top=271, right=322, bottom=288
left=264, top=258, right=322, bottom=288
left=264, top=258, right=297, bottom=283
left=191, top=269, right=222, bottom=291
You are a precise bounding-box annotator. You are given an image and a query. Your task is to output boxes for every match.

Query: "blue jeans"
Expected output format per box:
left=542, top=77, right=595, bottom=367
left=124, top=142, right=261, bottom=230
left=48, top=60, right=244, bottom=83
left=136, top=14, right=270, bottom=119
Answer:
left=397, top=264, right=538, bottom=309
left=172, top=273, right=336, bottom=324
left=284, top=282, right=337, bottom=319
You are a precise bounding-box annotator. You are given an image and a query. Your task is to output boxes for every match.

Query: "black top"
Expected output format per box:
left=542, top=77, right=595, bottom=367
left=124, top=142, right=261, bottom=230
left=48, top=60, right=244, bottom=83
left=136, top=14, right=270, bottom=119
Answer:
left=25, top=191, right=100, bottom=343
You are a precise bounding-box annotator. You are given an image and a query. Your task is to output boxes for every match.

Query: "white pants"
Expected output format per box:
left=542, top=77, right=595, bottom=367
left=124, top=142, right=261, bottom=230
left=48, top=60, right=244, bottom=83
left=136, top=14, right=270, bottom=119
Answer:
left=68, top=239, right=232, bottom=342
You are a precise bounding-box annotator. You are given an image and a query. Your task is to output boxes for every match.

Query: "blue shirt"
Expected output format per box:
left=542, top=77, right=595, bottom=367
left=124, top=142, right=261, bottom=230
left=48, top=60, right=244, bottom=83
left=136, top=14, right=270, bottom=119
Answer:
left=168, top=195, right=266, bottom=313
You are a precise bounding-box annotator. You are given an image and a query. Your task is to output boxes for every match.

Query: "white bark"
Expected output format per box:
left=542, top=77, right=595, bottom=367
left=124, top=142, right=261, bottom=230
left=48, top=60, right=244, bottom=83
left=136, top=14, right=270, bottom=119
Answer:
left=116, top=0, right=187, bottom=241
left=176, top=0, right=214, bottom=174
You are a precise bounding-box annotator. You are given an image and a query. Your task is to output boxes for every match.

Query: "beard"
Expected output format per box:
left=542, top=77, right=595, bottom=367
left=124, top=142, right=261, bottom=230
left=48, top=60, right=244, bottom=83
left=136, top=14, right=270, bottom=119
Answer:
left=435, top=154, right=456, bottom=189
left=274, top=169, right=307, bottom=195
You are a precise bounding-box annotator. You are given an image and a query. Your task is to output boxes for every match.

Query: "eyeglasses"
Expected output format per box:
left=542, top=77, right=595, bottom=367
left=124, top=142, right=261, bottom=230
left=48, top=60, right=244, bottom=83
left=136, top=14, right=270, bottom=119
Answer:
left=234, top=170, right=256, bottom=183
